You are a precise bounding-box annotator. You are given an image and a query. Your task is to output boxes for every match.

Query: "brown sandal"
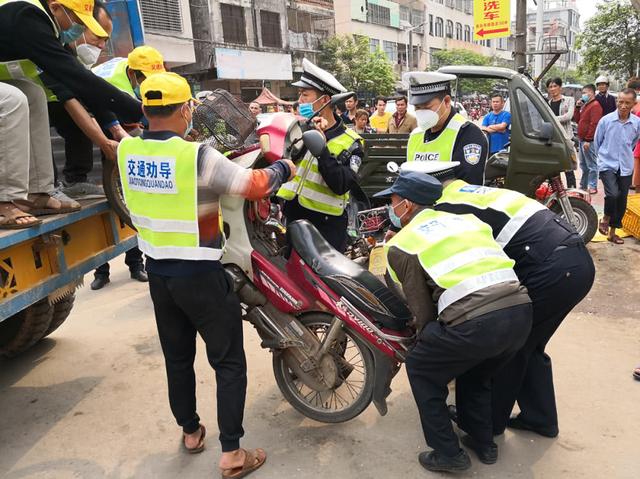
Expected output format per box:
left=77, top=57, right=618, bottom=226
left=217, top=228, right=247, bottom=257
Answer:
left=607, top=234, right=624, bottom=245
left=13, top=193, right=80, bottom=216
left=598, top=217, right=610, bottom=236
left=0, top=202, right=42, bottom=229
left=221, top=448, right=267, bottom=479
left=183, top=424, right=206, bottom=454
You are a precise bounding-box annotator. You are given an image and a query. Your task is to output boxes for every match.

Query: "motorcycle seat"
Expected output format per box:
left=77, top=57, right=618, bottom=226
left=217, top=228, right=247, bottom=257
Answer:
left=287, top=220, right=412, bottom=330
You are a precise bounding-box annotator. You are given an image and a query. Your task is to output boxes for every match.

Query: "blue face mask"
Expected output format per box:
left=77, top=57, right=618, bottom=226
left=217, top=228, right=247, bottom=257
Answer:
left=59, top=23, right=85, bottom=45
left=298, top=102, right=314, bottom=119
left=388, top=200, right=407, bottom=229
left=581, top=94, right=589, bottom=103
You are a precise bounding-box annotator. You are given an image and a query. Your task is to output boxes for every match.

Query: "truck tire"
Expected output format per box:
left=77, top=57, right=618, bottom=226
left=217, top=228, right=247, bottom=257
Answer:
left=0, top=298, right=53, bottom=358
left=41, top=292, right=76, bottom=339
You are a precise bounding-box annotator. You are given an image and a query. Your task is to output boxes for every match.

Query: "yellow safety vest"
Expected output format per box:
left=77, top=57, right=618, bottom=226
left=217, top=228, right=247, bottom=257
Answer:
left=0, top=0, right=59, bottom=101
left=437, top=180, right=546, bottom=247
left=277, top=128, right=363, bottom=216
left=117, top=136, right=225, bottom=261
left=406, top=113, right=467, bottom=163
left=92, top=58, right=136, bottom=97
left=385, top=209, right=517, bottom=314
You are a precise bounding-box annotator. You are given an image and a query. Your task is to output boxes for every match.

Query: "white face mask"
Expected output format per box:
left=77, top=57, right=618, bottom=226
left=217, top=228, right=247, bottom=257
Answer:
left=415, top=100, right=446, bottom=130
left=76, top=43, right=102, bottom=69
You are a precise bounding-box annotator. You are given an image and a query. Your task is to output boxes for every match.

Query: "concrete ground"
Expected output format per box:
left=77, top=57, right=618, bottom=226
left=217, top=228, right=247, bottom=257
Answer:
left=1, top=240, right=639, bottom=479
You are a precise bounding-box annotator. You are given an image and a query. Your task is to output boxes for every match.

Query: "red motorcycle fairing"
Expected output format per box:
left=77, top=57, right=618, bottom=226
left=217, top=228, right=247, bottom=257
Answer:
left=251, top=251, right=313, bottom=314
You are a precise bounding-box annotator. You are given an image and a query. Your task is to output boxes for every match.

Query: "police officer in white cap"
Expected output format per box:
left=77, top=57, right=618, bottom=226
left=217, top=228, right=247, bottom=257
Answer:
left=374, top=169, right=531, bottom=471
left=404, top=71, right=487, bottom=184
left=277, top=59, right=364, bottom=252
left=415, top=161, right=595, bottom=441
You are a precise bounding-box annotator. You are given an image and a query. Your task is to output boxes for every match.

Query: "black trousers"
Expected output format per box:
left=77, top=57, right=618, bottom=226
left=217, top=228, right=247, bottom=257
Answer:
left=48, top=101, right=94, bottom=184
left=405, top=303, right=532, bottom=456
left=95, top=247, right=144, bottom=276
left=148, top=268, right=247, bottom=452
left=492, top=242, right=595, bottom=433
left=599, top=170, right=632, bottom=228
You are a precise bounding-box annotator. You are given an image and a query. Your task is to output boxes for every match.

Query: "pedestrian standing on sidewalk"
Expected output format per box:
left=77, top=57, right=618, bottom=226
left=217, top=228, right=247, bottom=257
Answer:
left=574, top=84, right=603, bottom=194
left=595, top=76, right=617, bottom=116
left=546, top=77, right=577, bottom=188
left=594, top=88, right=640, bottom=244
left=117, top=72, right=295, bottom=477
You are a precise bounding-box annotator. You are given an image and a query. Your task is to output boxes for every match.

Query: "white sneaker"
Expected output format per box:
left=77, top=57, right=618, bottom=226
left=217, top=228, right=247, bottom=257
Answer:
left=61, top=181, right=106, bottom=200
left=50, top=185, right=81, bottom=209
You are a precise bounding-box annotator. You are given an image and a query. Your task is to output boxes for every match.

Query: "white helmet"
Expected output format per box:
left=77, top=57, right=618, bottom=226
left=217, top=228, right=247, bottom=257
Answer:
left=595, top=75, right=609, bottom=85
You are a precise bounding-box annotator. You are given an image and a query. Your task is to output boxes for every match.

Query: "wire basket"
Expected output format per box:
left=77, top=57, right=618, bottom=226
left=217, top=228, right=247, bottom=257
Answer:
left=191, top=89, right=255, bottom=152
left=357, top=206, right=389, bottom=235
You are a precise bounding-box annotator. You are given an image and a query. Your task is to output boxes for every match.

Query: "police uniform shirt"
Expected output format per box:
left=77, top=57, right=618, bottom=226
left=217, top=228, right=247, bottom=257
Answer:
left=283, top=114, right=363, bottom=223
left=422, top=108, right=488, bottom=185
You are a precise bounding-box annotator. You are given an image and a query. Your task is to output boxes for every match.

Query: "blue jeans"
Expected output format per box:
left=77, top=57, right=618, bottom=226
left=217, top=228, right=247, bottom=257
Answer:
left=578, top=140, right=598, bottom=190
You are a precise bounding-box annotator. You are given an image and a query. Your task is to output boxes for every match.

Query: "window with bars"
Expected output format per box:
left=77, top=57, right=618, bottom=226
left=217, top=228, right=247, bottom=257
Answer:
left=446, top=20, right=453, bottom=38
left=435, top=17, right=443, bottom=37
left=370, top=38, right=380, bottom=53
left=464, top=0, right=472, bottom=14
left=411, top=9, right=424, bottom=33
left=260, top=10, right=282, bottom=48
left=455, top=0, right=463, bottom=10
left=139, top=0, right=182, bottom=33
left=400, top=6, right=410, bottom=23
left=383, top=40, right=397, bottom=63
left=429, top=14, right=434, bottom=36
left=221, top=3, right=247, bottom=44
left=368, top=4, right=391, bottom=27
left=464, top=25, right=471, bottom=42
left=455, top=22, right=462, bottom=40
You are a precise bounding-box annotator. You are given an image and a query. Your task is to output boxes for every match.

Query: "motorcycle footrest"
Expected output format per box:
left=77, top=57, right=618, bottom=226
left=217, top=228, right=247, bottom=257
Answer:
left=260, top=338, right=304, bottom=350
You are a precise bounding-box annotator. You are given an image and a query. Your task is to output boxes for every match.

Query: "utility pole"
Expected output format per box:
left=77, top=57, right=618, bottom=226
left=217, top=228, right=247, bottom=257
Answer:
left=535, top=0, right=544, bottom=77
left=514, top=0, right=528, bottom=71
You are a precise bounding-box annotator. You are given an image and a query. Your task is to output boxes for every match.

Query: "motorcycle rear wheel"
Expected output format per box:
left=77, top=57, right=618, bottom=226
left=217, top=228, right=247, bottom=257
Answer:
left=272, top=313, right=375, bottom=423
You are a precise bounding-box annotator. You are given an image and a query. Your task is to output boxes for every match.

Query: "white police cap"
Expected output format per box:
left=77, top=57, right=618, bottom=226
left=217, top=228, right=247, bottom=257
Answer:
left=403, top=71, right=457, bottom=105
left=292, top=58, right=347, bottom=96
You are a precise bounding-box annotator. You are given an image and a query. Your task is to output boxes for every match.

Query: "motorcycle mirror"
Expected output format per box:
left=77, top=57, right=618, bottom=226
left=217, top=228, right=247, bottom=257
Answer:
left=387, top=161, right=399, bottom=173
left=302, top=130, right=326, bottom=157
left=330, top=91, right=356, bottom=106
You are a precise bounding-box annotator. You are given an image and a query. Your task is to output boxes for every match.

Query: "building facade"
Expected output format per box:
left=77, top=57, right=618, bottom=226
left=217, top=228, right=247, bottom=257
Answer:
left=525, top=0, right=581, bottom=71
left=334, top=0, right=513, bottom=77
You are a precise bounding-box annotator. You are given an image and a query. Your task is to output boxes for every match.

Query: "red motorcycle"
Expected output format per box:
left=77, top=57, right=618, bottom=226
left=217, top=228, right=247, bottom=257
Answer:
left=218, top=96, right=416, bottom=423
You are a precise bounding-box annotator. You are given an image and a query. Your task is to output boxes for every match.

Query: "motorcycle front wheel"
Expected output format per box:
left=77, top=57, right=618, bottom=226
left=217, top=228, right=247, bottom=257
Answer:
left=272, top=313, right=375, bottom=423
left=102, top=159, right=133, bottom=229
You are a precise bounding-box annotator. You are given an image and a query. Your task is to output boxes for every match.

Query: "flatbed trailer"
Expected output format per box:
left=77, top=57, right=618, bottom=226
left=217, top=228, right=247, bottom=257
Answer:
left=0, top=200, right=137, bottom=357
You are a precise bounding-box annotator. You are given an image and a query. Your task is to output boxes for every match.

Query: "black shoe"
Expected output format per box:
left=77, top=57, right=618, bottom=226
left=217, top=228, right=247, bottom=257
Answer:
left=130, top=269, right=148, bottom=282
left=507, top=416, right=559, bottom=438
left=91, top=275, right=110, bottom=290
left=418, top=449, right=471, bottom=473
left=460, top=434, right=498, bottom=465
left=447, top=404, right=458, bottom=424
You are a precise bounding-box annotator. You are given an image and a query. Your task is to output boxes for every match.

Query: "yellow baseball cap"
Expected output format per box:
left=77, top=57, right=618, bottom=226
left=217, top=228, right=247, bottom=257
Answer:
left=57, top=0, right=108, bottom=38
left=127, top=46, right=166, bottom=77
left=140, top=72, right=193, bottom=106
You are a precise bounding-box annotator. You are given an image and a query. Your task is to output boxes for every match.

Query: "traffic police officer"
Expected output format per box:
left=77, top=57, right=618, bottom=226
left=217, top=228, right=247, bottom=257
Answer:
left=374, top=171, right=532, bottom=472
left=277, top=58, right=364, bottom=252
left=117, top=72, right=294, bottom=477
left=404, top=71, right=487, bottom=184
left=423, top=161, right=596, bottom=438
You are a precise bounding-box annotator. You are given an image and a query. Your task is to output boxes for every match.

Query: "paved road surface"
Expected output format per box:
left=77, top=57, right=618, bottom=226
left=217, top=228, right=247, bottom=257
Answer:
left=1, top=241, right=639, bottom=479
